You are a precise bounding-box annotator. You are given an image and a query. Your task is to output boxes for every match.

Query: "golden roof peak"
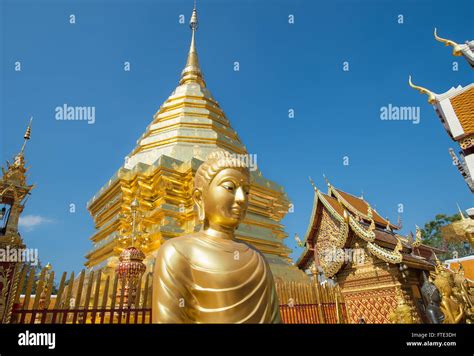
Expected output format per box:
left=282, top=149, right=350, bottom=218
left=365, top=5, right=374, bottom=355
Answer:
left=308, top=176, right=318, bottom=192
left=434, top=28, right=463, bottom=56
left=180, top=3, right=206, bottom=87
left=408, top=75, right=437, bottom=103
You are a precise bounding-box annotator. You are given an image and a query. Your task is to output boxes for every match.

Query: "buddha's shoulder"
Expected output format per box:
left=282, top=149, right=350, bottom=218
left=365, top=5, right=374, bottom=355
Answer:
left=157, top=234, right=204, bottom=259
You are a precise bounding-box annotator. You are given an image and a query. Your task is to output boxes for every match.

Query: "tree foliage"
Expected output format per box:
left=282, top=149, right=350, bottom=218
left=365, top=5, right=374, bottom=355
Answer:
left=420, top=213, right=472, bottom=259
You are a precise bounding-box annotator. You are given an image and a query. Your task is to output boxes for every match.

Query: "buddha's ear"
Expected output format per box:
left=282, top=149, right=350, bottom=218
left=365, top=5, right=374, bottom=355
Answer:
left=193, top=188, right=205, bottom=221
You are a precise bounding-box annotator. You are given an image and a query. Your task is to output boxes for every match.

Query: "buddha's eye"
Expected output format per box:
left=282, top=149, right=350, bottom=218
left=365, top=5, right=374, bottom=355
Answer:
left=222, top=182, right=236, bottom=191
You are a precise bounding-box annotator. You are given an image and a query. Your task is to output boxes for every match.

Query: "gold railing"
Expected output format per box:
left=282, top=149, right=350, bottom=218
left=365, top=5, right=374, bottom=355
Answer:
left=7, top=265, right=346, bottom=324
left=10, top=265, right=152, bottom=324
left=275, top=281, right=347, bottom=323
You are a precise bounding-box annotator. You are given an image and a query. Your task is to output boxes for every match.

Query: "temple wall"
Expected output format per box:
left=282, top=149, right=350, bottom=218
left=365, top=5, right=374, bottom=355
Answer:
left=337, top=245, right=423, bottom=323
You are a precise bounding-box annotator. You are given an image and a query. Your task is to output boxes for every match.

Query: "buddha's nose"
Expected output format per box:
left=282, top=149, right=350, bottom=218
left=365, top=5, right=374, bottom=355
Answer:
left=235, top=187, right=246, bottom=205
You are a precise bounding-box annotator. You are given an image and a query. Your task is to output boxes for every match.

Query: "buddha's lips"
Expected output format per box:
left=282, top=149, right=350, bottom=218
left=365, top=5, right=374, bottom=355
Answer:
left=231, top=207, right=243, bottom=215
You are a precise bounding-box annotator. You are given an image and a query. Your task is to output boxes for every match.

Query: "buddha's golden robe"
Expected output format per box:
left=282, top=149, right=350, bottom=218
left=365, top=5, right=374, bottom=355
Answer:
left=152, top=233, right=281, bottom=323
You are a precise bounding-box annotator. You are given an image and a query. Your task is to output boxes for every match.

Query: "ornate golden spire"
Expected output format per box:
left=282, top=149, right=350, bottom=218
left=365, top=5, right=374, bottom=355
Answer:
left=408, top=76, right=437, bottom=103
left=20, top=117, right=33, bottom=155
left=180, top=2, right=206, bottom=87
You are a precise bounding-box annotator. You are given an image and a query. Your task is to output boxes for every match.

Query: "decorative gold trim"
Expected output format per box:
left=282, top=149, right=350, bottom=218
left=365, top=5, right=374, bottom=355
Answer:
left=348, top=214, right=376, bottom=242
left=412, top=225, right=422, bottom=248
left=367, top=240, right=402, bottom=264
left=408, top=75, right=437, bottom=104
left=460, top=135, right=474, bottom=150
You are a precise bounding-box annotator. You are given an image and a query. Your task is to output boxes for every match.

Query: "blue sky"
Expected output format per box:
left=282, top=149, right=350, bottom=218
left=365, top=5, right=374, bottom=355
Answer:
left=1, top=0, right=473, bottom=275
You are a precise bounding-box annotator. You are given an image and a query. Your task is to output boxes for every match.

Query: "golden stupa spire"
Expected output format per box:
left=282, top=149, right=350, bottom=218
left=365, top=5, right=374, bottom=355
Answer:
left=180, top=1, right=206, bottom=87
left=20, top=117, right=33, bottom=155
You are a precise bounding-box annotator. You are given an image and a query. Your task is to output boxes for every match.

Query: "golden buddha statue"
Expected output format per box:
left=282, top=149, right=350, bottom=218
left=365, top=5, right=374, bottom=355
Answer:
left=452, top=265, right=474, bottom=323
left=433, top=269, right=464, bottom=324
left=152, top=151, right=281, bottom=323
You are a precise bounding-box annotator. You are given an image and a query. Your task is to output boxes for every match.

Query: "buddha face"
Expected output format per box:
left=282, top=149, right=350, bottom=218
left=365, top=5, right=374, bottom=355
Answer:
left=194, top=167, right=250, bottom=231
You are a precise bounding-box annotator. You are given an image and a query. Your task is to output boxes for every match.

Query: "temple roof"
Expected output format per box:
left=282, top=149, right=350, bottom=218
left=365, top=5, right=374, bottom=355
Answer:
left=450, top=86, right=474, bottom=136
left=296, top=180, right=435, bottom=273
left=331, top=188, right=399, bottom=230
left=434, top=28, right=474, bottom=68
left=409, top=79, right=474, bottom=141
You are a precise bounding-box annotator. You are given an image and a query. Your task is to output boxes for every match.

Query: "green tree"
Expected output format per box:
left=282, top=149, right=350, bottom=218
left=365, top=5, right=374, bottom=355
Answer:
left=420, top=213, right=472, bottom=260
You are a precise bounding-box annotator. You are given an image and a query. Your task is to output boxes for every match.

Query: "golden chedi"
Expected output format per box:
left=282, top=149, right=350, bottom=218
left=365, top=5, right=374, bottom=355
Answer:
left=85, top=4, right=307, bottom=285
left=152, top=151, right=281, bottom=323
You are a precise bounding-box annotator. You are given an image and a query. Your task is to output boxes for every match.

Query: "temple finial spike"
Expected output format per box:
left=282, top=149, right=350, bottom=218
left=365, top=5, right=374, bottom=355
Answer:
left=456, top=203, right=466, bottom=220
left=434, top=28, right=462, bottom=56
left=408, top=75, right=437, bottom=103
left=20, top=116, right=33, bottom=154
left=308, top=176, right=318, bottom=192
left=180, top=1, right=205, bottom=86
left=322, top=174, right=330, bottom=187
left=190, top=1, right=198, bottom=31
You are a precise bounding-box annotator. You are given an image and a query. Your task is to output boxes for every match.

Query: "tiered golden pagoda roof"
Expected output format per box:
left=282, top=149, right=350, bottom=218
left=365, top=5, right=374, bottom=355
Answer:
left=122, top=7, right=246, bottom=170
left=85, top=6, right=307, bottom=282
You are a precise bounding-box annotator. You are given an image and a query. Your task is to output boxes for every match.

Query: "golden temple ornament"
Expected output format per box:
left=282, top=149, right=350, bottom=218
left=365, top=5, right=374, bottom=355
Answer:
left=408, top=75, right=437, bottom=103
left=388, top=288, right=415, bottom=324
left=434, top=28, right=474, bottom=68
left=152, top=150, right=281, bottom=323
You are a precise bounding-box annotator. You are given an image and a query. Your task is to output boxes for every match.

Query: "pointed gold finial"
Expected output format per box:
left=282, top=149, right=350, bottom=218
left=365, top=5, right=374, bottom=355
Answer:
left=408, top=75, right=437, bottom=103
left=396, top=214, right=402, bottom=229
left=322, top=174, right=330, bottom=188
left=432, top=251, right=444, bottom=273
left=456, top=203, right=466, bottom=220
left=180, top=1, right=205, bottom=87
left=20, top=117, right=33, bottom=155
left=294, top=233, right=303, bottom=247
left=368, top=205, right=375, bottom=231
left=367, top=203, right=373, bottom=219
left=308, top=176, right=318, bottom=192
left=394, top=238, right=403, bottom=254
left=413, top=224, right=422, bottom=247
left=434, top=28, right=463, bottom=56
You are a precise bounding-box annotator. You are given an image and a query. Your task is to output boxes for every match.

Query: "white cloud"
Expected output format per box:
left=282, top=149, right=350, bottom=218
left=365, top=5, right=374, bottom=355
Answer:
left=19, top=215, right=54, bottom=232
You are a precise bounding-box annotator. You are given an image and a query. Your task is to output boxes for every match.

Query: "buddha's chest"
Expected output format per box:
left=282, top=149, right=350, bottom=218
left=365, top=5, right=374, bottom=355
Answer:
left=185, top=243, right=267, bottom=292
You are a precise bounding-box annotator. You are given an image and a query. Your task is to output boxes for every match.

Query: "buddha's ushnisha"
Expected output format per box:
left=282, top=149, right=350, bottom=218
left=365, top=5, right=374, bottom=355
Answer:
left=152, top=150, right=281, bottom=323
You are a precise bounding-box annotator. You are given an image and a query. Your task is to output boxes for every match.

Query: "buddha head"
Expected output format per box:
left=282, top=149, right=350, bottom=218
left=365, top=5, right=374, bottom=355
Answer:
left=194, top=150, right=251, bottom=233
